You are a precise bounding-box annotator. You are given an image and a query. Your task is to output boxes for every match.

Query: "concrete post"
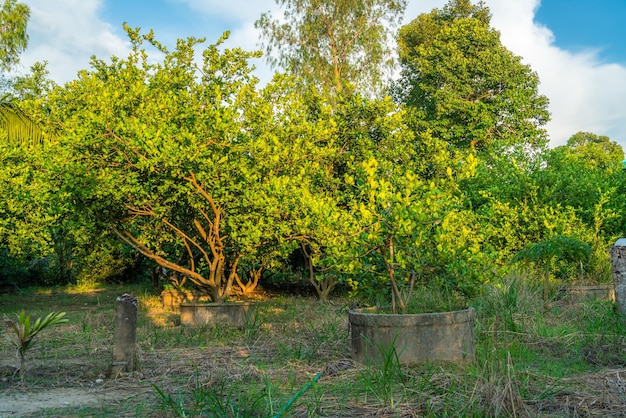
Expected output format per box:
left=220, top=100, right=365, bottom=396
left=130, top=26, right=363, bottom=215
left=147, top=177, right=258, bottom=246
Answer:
left=109, top=293, right=138, bottom=378
left=609, top=239, right=626, bottom=316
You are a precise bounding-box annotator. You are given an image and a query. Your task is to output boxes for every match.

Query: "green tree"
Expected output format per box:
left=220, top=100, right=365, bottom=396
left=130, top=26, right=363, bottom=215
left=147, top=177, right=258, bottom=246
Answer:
left=530, top=132, right=625, bottom=283
left=0, top=13, right=70, bottom=285
left=39, top=28, right=274, bottom=301
left=311, top=93, right=416, bottom=299
left=255, top=0, right=406, bottom=97
left=0, top=142, right=57, bottom=285
left=241, top=76, right=341, bottom=300
left=395, top=0, right=549, bottom=153
left=0, top=0, right=28, bottom=71
left=539, top=132, right=624, bottom=231
left=339, top=151, right=487, bottom=313
left=0, top=118, right=111, bottom=287
left=562, top=131, right=623, bottom=172
left=3, top=56, right=122, bottom=287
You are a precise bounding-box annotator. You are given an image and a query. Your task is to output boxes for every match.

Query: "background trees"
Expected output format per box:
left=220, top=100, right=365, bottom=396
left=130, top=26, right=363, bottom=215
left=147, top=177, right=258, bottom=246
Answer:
left=255, top=0, right=406, bottom=97
left=0, top=0, right=64, bottom=286
left=395, top=0, right=549, bottom=154
left=539, top=132, right=624, bottom=228
left=0, top=0, right=28, bottom=71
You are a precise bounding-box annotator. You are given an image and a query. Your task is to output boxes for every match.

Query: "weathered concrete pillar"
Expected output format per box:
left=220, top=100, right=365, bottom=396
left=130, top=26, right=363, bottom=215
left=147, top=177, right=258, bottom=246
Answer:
left=609, top=239, right=626, bottom=316
left=109, top=293, right=138, bottom=378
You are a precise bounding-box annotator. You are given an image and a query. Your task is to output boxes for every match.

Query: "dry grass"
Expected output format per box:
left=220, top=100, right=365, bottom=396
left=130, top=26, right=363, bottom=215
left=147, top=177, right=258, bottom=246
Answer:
left=1, top=283, right=626, bottom=416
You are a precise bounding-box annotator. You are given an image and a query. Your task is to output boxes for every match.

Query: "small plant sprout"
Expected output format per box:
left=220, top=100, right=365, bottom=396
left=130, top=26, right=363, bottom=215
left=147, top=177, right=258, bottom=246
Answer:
left=4, top=311, right=69, bottom=380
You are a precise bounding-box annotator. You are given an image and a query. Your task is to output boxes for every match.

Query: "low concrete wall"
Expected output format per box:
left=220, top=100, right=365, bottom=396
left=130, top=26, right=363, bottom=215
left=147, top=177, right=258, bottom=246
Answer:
left=565, top=285, right=615, bottom=303
left=180, top=302, right=256, bottom=328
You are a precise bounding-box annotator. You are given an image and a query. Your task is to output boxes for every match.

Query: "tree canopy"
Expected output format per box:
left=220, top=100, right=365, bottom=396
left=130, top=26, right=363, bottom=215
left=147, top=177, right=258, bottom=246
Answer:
left=256, top=0, right=406, bottom=97
left=395, top=0, right=550, bottom=153
left=0, top=0, right=28, bottom=71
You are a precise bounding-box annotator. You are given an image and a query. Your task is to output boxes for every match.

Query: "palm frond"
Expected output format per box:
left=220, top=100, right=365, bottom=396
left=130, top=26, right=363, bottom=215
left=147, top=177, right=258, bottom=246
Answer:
left=0, top=101, right=45, bottom=147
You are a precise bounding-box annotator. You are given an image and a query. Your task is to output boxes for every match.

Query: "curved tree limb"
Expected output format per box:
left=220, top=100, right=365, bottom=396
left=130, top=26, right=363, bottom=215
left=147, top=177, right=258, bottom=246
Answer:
left=112, top=226, right=215, bottom=290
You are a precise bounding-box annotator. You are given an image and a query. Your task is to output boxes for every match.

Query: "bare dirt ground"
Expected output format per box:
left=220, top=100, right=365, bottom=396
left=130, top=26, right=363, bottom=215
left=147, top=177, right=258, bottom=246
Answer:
left=0, top=386, right=137, bottom=416
left=0, top=346, right=263, bottom=417
left=0, top=345, right=358, bottom=417
left=0, top=351, right=160, bottom=417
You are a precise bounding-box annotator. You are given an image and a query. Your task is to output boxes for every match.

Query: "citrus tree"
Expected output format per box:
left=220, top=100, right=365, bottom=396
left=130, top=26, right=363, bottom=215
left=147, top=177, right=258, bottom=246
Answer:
left=38, top=28, right=284, bottom=301
left=337, top=144, right=487, bottom=313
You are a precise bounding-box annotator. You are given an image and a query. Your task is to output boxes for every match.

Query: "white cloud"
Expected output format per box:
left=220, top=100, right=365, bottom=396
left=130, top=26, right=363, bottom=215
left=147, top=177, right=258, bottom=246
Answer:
left=18, top=0, right=129, bottom=84
left=486, top=0, right=626, bottom=146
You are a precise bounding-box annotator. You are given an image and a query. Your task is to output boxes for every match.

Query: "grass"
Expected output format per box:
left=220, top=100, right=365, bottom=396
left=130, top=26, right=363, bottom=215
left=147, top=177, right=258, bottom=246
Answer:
left=1, top=275, right=626, bottom=417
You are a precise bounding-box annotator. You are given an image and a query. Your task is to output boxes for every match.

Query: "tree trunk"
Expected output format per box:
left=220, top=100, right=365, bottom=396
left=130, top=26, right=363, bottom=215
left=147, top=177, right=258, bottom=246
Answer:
left=236, top=266, right=263, bottom=297
left=301, top=244, right=337, bottom=301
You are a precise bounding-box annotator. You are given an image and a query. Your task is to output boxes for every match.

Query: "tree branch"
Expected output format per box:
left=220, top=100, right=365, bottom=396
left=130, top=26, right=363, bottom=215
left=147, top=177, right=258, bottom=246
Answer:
left=112, top=226, right=213, bottom=288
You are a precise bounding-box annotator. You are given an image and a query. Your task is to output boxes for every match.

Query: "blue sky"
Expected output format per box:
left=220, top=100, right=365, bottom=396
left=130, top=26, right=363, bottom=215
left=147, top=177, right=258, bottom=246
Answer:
left=100, top=0, right=226, bottom=44
left=19, top=0, right=626, bottom=148
left=534, top=0, right=626, bottom=65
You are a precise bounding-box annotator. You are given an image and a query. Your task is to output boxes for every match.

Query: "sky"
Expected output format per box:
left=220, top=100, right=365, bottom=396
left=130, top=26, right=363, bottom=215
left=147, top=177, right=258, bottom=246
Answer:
left=16, top=0, right=626, bottom=148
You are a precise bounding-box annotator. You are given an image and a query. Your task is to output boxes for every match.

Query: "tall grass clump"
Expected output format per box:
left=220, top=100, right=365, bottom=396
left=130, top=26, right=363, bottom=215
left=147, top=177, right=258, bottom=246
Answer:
left=152, top=371, right=268, bottom=417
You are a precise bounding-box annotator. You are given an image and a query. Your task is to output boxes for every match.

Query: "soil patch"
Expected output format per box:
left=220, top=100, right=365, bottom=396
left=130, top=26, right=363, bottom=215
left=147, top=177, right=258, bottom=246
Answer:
left=0, top=386, right=141, bottom=417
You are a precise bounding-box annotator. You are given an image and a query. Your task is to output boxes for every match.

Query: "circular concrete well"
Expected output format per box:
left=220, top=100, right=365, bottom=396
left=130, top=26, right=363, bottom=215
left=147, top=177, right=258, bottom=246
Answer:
left=349, top=307, right=475, bottom=365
